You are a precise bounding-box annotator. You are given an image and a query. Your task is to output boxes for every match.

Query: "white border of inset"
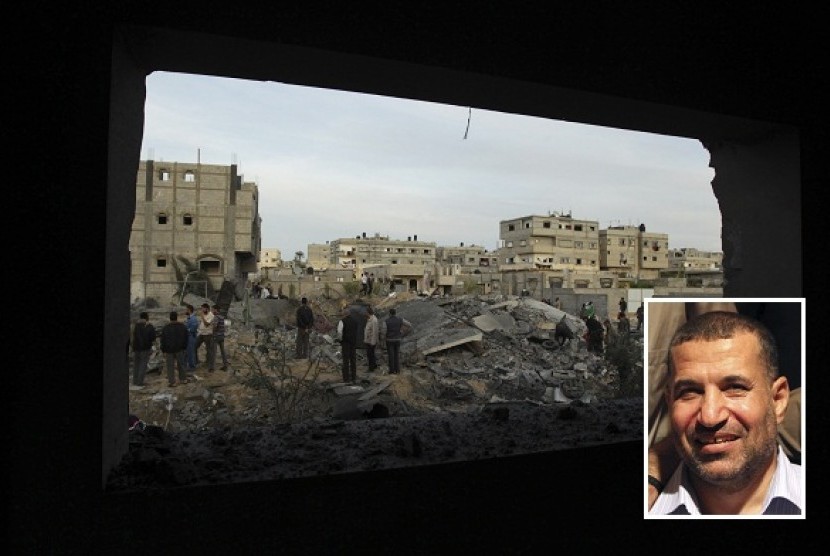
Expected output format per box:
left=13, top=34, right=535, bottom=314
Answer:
left=643, top=297, right=806, bottom=519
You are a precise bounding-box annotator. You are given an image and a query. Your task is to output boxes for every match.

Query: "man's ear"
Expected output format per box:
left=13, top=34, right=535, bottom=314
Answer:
left=771, top=376, right=790, bottom=425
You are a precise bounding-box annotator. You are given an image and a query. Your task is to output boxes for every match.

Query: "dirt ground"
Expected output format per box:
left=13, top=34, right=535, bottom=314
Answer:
left=107, top=294, right=644, bottom=492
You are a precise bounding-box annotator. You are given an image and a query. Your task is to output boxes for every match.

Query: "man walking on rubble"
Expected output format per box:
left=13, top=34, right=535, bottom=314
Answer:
left=295, top=297, right=314, bottom=359
left=380, top=308, right=413, bottom=374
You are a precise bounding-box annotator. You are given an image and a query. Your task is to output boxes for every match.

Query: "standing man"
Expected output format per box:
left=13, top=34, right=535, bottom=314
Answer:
left=338, top=307, right=360, bottom=383
left=195, top=302, right=215, bottom=372
left=131, top=311, right=156, bottom=387
left=184, top=304, right=199, bottom=372
left=364, top=306, right=379, bottom=372
left=649, top=310, right=802, bottom=515
left=380, top=308, right=413, bottom=375
left=636, top=304, right=644, bottom=331
left=360, top=272, right=369, bottom=295
left=367, top=273, right=375, bottom=296
left=619, top=296, right=628, bottom=315
left=211, top=304, right=229, bottom=371
left=295, top=297, right=314, bottom=359
left=160, top=311, right=189, bottom=387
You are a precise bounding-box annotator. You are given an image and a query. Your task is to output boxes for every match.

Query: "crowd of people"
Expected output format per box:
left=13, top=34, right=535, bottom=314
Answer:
left=132, top=292, right=644, bottom=387
left=131, top=302, right=231, bottom=388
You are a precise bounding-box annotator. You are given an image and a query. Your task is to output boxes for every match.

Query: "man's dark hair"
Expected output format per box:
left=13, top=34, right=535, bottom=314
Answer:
left=140, top=311, right=149, bottom=320
left=389, top=308, right=396, bottom=315
left=169, top=311, right=178, bottom=321
left=668, top=310, right=779, bottom=380
left=301, top=297, right=308, bottom=304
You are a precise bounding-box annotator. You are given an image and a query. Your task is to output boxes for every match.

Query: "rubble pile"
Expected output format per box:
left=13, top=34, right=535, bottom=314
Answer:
left=112, top=293, right=644, bottom=492
left=130, top=293, right=642, bottom=432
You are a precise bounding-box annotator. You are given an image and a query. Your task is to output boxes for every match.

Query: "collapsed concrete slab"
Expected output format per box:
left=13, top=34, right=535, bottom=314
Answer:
left=412, top=328, right=484, bottom=356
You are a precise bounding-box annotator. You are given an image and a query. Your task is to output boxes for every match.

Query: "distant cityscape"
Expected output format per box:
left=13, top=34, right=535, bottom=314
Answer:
left=129, top=159, right=723, bottom=306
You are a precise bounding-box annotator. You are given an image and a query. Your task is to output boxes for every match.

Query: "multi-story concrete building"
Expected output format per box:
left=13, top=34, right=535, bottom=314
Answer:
left=498, top=213, right=600, bottom=272
left=436, top=243, right=497, bottom=271
left=129, top=160, right=261, bottom=304
left=668, top=247, right=723, bottom=271
left=599, top=224, right=669, bottom=282
left=327, top=233, right=437, bottom=292
left=329, top=233, right=437, bottom=272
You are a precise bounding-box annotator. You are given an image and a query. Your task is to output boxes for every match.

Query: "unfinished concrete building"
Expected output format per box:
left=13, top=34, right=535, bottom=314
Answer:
left=599, top=224, right=669, bottom=283
left=129, top=160, right=261, bottom=304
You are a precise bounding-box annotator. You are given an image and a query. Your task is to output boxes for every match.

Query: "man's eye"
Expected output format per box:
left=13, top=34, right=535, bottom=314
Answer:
left=676, top=390, right=699, bottom=400
left=725, top=384, right=749, bottom=393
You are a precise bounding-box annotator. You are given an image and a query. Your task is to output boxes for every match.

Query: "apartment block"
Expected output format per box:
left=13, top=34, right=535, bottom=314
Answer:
left=129, top=160, right=261, bottom=303
left=599, top=224, right=669, bottom=282
left=436, top=243, right=498, bottom=271
left=330, top=233, right=437, bottom=272
left=499, top=214, right=600, bottom=270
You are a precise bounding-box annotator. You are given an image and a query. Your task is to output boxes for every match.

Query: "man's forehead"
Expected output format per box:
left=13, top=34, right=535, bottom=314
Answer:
left=670, top=333, right=764, bottom=377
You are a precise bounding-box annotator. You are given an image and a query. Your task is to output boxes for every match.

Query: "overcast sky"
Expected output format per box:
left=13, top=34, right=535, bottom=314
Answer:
left=141, top=71, right=722, bottom=258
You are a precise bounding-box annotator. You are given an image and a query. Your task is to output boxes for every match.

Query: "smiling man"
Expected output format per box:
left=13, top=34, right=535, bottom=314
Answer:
left=649, top=311, right=803, bottom=515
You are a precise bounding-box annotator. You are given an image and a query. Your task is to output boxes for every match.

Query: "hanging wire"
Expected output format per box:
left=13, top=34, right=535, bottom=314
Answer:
left=463, top=107, right=471, bottom=140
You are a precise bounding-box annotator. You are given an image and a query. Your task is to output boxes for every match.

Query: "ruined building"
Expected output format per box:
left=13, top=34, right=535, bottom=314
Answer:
left=129, top=160, right=262, bottom=304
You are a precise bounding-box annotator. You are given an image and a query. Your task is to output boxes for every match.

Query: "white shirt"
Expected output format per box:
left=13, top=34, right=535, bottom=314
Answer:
left=650, top=446, right=803, bottom=515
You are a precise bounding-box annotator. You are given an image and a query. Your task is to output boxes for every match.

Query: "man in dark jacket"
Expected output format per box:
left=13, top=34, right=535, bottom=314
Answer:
left=295, top=297, right=314, bottom=359
left=338, top=307, right=361, bottom=383
left=380, top=308, right=413, bottom=374
left=160, top=311, right=189, bottom=387
left=131, top=311, right=157, bottom=387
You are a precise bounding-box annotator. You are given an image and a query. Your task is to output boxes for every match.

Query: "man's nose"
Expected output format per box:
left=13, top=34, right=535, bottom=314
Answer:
left=697, top=388, right=729, bottom=427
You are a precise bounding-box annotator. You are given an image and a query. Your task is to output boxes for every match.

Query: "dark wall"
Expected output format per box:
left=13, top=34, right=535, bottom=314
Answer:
left=15, top=3, right=824, bottom=552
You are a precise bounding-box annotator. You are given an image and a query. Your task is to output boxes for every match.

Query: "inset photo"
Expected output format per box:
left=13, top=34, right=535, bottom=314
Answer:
left=644, top=299, right=805, bottom=518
